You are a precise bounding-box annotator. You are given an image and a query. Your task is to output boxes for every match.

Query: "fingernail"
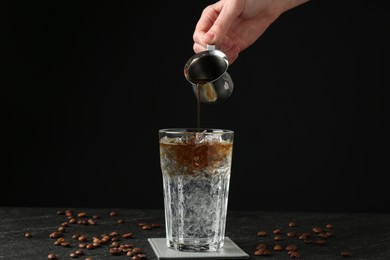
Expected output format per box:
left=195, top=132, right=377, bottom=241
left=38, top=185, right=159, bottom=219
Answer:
left=202, top=32, right=215, bottom=43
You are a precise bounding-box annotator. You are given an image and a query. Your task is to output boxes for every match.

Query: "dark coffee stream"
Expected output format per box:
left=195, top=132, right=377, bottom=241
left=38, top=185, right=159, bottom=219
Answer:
left=196, top=83, right=202, bottom=131
left=195, top=81, right=211, bottom=131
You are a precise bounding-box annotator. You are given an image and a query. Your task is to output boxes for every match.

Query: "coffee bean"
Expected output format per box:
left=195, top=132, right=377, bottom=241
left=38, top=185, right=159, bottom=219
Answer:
left=254, top=248, right=272, bottom=256
left=326, top=223, right=333, bottom=229
left=274, top=235, right=283, bottom=241
left=87, top=219, right=96, bottom=225
left=254, top=249, right=265, bottom=256
left=111, top=236, right=120, bottom=242
left=110, top=231, right=119, bottom=237
left=58, top=226, right=66, bottom=232
left=289, top=251, right=300, bottom=258
left=78, top=235, right=88, bottom=242
left=287, top=232, right=296, bottom=237
left=298, top=233, right=308, bottom=240
left=273, top=245, right=282, bottom=251
left=77, top=212, right=87, bottom=218
left=273, top=229, right=281, bottom=234
left=69, top=252, right=77, bottom=258
left=256, top=243, right=267, bottom=250
left=72, top=233, right=81, bottom=240
left=325, top=231, right=333, bottom=237
left=111, top=241, right=120, bottom=248
left=123, top=243, right=134, bottom=249
left=142, top=224, right=152, bottom=230
left=109, top=247, right=122, bottom=255
left=286, top=244, right=298, bottom=251
left=122, top=232, right=133, bottom=238
left=25, top=232, right=32, bottom=238
left=288, top=222, right=297, bottom=227
left=312, top=226, right=323, bottom=233
left=101, top=234, right=110, bottom=240
left=318, top=232, right=330, bottom=239
left=54, top=237, right=64, bottom=246
left=86, top=243, right=95, bottom=250
left=132, top=247, right=142, bottom=254
left=78, top=243, right=87, bottom=248
left=65, top=209, right=73, bottom=217
left=56, top=210, right=65, bottom=215
left=47, top=253, right=57, bottom=259
left=341, top=251, right=351, bottom=257
left=100, top=238, right=109, bottom=244
left=74, top=249, right=84, bottom=255
left=49, top=231, right=62, bottom=239
left=316, top=239, right=326, bottom=246
left=78, top=219, right=87, bottom=225
left=109, top=211, right=117, bottom=217
left=256, top=231, right=267, bottom=237
left=61, top=241, right=70, bottom=247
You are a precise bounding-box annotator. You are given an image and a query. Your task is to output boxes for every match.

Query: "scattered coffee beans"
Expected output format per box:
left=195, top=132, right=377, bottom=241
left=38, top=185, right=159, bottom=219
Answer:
left=254, top=222, right=350, bottom=258
left=41, top=209, right=158, bottom=259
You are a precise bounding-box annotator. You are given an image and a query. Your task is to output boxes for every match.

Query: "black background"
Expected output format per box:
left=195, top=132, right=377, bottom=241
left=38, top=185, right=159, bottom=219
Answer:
left=3, top=1, right=388, bottom=213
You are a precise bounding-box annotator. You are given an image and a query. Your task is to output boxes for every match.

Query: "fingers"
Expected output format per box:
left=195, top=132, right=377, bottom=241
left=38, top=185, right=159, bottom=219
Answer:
left=193, top=0, right=244, bottom=65
left=202, top=0, right=245, bottom=45
left=193, top=40, right=239, bottom=65
left=193, top=3, right=222, bottom=48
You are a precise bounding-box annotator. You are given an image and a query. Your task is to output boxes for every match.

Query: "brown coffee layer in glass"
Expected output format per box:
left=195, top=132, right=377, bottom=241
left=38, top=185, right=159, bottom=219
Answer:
left=160, top=140, right=232, bottom=175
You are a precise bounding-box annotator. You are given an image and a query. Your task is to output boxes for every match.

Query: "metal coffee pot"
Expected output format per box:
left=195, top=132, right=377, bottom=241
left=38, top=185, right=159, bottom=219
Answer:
left=184, top=45, right=233, bottom=105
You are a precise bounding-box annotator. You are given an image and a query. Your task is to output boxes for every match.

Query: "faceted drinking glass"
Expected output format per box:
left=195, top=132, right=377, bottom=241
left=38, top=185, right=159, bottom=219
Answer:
left=159, top=128, right=234, bottom=251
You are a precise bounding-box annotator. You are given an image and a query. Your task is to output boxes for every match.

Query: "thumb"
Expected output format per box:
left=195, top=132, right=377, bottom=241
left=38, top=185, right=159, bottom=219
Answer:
left=202, top=16, right=232, bottom=45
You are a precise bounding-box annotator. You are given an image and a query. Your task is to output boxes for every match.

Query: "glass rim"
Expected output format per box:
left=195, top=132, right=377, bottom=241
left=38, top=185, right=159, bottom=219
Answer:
left=159, top=128, right=234, bottom=134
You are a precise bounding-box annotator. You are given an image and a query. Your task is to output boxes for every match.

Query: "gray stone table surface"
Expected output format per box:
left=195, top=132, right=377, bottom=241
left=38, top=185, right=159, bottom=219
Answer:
left=1, top=207, right=390, bottom=260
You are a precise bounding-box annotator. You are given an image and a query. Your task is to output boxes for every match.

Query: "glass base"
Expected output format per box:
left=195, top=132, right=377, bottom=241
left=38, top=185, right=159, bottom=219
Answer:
left=167, top=239, right=224, bottom=252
